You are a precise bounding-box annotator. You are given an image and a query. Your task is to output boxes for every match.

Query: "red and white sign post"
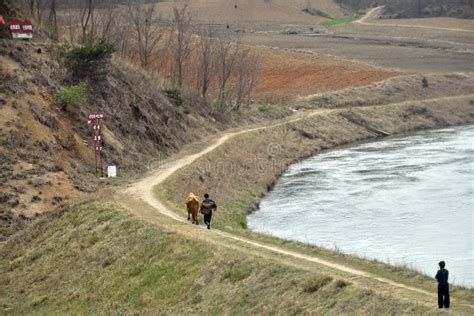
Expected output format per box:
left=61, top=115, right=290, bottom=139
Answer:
left=88, top=113, right=105, bottom=177
left=10, top=19, right=33, bottom=40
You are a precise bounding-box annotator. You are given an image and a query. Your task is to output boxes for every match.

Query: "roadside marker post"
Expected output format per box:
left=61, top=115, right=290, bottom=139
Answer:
left=88, top=113, right=105, bottom=177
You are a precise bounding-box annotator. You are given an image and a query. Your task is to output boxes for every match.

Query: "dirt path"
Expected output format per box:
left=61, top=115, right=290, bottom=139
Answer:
left=356, top=6, right=474, bottom=33
left=122, top=94, right=474, bottom=310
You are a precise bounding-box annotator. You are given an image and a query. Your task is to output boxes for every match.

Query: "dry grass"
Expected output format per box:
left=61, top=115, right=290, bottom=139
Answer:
left=0, top=202, right=436, bottom=315
left=304, top=274, right=334, bottom=293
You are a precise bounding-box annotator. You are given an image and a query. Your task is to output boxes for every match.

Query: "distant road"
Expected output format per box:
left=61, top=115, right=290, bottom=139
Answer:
left=356, top=6, right=474, bottom=33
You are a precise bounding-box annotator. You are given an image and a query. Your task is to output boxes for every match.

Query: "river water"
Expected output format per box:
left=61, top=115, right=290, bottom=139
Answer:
left=248, top=125, right=474, bottom=287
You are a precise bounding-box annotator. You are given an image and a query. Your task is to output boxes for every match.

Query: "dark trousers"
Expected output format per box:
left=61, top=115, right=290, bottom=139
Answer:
left=438, top=282, right=450, bottom=308
left=203, top=213, right=212, bottom=225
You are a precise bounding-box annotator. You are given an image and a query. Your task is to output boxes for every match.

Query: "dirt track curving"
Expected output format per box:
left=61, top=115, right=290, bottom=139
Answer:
left=122, top=94, right=474, bottom=311
left=356, top=6, right=474, bottom=33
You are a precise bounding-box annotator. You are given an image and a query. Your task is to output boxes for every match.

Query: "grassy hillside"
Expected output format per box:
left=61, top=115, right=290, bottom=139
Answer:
left=336, top=0, right=474, bottom=18
left=0, top=203, right=438, bottom=314
left=0, top=38, right=290, bottom=239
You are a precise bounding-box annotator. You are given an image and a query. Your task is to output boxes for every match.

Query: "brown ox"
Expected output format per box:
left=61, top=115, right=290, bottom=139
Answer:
left=185, top=193, right=200, bottom=224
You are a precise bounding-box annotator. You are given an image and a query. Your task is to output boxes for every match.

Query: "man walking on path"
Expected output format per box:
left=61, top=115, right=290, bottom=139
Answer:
left=200, top=193, right=217, bottom=230
left=435, top=261, right=450, bottom=309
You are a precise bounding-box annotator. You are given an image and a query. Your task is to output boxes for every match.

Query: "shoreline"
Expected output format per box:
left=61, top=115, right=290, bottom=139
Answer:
left=160, top=96, right=474, bottom=227
left=157, top=96, right=474, bottom=297
left=250, top=122, right=474, bottom=214
left=247, top=122, right=474, bottom=286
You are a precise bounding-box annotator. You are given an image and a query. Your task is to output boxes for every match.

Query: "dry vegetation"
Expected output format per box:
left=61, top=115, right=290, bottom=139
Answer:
left=0, top=202, right=441, bottom=314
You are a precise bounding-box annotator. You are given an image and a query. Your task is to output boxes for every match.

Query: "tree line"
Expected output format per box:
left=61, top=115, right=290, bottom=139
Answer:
left=17, top=0, right=261, bottom=112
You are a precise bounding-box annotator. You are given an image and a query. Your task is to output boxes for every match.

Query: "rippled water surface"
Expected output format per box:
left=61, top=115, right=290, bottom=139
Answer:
left=248, top=125, right=474, bottom=287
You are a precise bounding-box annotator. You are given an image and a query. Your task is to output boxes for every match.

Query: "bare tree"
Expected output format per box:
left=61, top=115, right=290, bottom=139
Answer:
left=62, top=1, right=81, bottom=42
left=80, top=0, right=95, bottom=44
left=215, top=34, right=241, bottom=109
left=48, top=0, right=58, bottom=39
left=196, top=26, right=214, bottom=100
left=233, top=48, right=260, bottom=110
left=169, top=4, right=192, bottom=89
left=127, top=0, right=165, bottom=69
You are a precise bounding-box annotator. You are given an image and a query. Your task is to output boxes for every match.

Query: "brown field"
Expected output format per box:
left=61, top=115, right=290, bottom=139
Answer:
left=150, top=2, right=474, bottom=75
left=370, top=17, right=474, bottom=31
left=69, top=1, right=474, bottom=100
left=152, top=0, right=344, bottom=25
left=241, top=25, right=474, bottom=74
left=252, top=47, right=399, bottom=101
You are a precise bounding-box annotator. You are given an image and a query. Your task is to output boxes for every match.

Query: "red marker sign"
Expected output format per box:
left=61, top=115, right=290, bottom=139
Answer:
left=88, top=113, right=104, bottom=120
left=22, top=19, right=33, bottom=33
left=10, top=19, right=33, bottom=39
left=10, top=19, right=20, bottom=33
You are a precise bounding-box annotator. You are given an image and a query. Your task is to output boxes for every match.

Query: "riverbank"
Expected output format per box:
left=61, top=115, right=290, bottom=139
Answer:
left=157, top=95, right=474, bottom=303
left=248, top=125, right=474, bottom=287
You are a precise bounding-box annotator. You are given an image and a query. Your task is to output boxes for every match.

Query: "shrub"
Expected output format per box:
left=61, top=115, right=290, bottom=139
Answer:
left=334, top=279, right=351, bottom=289
left=223, top=264, right=253, bottom=282
left=303, top=8, right=332, bottom=19
left=57, top=83, right=87, bottom=111
left=164, top=89, right=184, bottom=106
left=303, top=274, right=333, bottom=293
left=422, top=77, right=429, bottom=88
left=62, top=40, right=116, bottom=80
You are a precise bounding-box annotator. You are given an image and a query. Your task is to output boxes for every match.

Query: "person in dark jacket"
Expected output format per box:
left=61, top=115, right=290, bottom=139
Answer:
left=435, top=261, right=450, bottom=308
left=200, top=193, right=217, bottom=230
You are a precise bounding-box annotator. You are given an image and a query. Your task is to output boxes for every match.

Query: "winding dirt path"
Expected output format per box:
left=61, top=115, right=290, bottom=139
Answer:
left=122, top=94, right=474, bottom=310
left=356, top=6, right=474, bottom=33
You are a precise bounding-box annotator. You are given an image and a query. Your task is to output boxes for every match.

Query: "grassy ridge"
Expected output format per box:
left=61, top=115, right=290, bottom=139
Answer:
left=0, top=203, right=434, bottom=314
left=320, top=17, right=355, bottom=27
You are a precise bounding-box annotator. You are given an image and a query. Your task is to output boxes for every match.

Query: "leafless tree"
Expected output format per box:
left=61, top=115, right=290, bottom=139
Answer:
left=127, top=0, right=165, bottom=69
left=233, top=48, right=260, bottom=110
left=169, top=4, right=192, bottom=88
left=80, top=0, right=95, bottom=44
left=196, top=26, right=215, bottom=100
left=48, top=0, right=58, bottom=39
left=62, top=1, right=81, bottom=42
left=214, top=34, right=241, bottom=109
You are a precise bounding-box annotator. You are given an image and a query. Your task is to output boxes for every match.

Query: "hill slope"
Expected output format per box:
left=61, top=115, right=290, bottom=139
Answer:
left=0, top=39, right=273, bottom=239
left=0, top=203, right=445, bottom=314
left=153, top=0, right=344, bottom=24
left=336, top=0, right=474, bottom=18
